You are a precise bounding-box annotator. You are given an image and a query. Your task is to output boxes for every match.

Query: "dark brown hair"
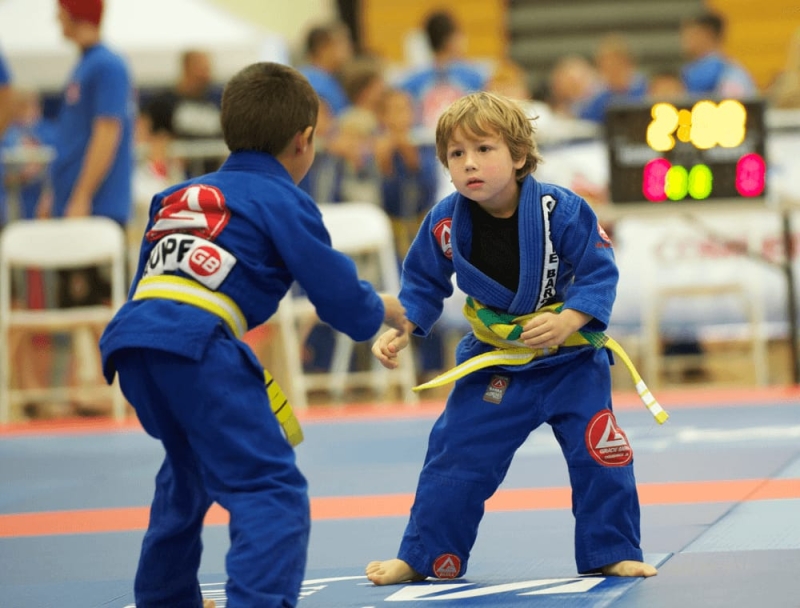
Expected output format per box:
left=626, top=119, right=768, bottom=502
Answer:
left=220, top=62, right=319, bottom=155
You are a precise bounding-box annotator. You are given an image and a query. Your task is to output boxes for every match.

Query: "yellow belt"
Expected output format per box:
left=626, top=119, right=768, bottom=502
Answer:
left=414, top=298, right=668, bottom=425
left=133, top=275, right=305, bottom=446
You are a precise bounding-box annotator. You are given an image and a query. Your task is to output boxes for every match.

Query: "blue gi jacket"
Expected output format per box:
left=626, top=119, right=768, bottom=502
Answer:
left=100, top=151, right=385, bottom=381
left=400, top=175, right=618, bottom=368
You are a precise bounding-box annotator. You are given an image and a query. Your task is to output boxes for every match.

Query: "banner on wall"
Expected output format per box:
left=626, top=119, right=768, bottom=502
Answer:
left=609, top=210, right=794, bottom=339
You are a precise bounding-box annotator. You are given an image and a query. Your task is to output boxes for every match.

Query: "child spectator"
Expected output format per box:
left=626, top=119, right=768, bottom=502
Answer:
left=375, top=87, right=438, bottom=257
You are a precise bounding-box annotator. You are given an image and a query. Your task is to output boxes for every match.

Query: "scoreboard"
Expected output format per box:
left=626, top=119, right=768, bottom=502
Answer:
left=606, top=98, right=767, bottom=204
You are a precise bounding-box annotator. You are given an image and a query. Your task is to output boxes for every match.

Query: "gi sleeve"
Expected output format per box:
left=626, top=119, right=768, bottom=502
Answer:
left=399, top=208, right=455, bottom=337
left=551, top=195, right=618, bottom=331
left=271, top=196, right=385, bottom=342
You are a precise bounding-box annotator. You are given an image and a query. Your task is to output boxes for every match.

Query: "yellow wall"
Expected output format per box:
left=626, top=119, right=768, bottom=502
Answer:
left=361, top=0, right=507, bottom=63
left=707, top=0, right=800, bottom=89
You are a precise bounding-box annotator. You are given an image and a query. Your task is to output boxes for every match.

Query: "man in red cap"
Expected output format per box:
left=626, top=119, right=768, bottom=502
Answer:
left=51, top=0, right=132, bottom=224
left=43, top=0, right=138, bottom=429
left=58, top=0, right=103, bottom=27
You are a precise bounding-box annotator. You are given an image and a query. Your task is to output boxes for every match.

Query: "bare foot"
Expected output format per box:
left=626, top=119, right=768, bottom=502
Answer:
left=601, top=560, right=658, bottom=577
left=366, top=559, right=427, bottom=585
left=203, top=600, right=216, bottom=608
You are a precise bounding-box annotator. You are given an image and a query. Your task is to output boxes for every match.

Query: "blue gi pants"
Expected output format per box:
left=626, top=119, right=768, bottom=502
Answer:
left=398, top=347, right=642, bottom=577
left=113, top=327, right=309, bottom=608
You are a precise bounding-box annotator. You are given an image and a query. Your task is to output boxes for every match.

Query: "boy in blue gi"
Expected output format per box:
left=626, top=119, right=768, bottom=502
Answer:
left=99, top=62, right=406, bottom=608
left=366, top=91, right=657, bottom=584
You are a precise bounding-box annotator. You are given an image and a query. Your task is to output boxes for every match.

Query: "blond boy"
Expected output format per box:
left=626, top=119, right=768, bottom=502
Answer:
left=368, top=92, right=656, bottom=584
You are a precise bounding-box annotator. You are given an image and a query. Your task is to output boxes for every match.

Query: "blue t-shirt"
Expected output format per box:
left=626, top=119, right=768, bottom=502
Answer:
left=682, top=53, right=757, bottom=97
left=401, top=62, right=486, bottom=128
left=51, top=43, right=135, bottom=225
left=580, top=73, right=649, bottom=123
left=0, top=51, right=11, bottom=225
left=299, top=65, right=350, bottom=116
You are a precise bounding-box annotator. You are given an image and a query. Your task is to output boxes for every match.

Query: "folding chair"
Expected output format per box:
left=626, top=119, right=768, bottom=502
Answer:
left=269, top=202, right=418, bottom=409
left=0, top=217, right=128, bottom=423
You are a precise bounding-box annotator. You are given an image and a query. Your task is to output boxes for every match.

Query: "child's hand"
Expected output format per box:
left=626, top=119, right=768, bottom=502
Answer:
left=372, top=327, right=410, bottom=369
left=380, top=294, right=407, bottom=333
left=520, top=309, right=591, bottom=349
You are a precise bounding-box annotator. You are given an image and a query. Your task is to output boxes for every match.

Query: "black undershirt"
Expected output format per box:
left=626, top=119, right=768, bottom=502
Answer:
left=468, top=200, right=520, bottom=292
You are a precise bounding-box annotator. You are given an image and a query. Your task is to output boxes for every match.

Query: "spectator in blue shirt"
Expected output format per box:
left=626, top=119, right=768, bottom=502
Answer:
left=400, top=10, right=486, bottom=129
left=680, top=11, right=757, bottom=98
left=580, top=34, right=648, bottom=123
left=299, top=21, right=354, bottom=117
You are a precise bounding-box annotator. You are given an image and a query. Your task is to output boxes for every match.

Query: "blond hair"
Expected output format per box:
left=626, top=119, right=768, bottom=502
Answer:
left=435, top=91, right=543, bottom=180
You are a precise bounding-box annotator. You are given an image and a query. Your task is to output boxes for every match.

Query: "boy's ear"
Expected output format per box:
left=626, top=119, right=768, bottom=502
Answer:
left=295, top=126, right=314, bottom=154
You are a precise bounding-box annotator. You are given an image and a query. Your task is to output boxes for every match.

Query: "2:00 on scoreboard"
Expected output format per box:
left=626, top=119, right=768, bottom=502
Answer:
left=606, top=98, right=767, bottom=204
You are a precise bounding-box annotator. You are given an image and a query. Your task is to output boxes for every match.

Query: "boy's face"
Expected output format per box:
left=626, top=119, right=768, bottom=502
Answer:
left=445, top=126, right=524, bottom=217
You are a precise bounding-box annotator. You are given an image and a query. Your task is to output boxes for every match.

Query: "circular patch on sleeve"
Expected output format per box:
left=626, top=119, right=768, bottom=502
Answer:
left=432, top=553, right=461, bottom=579
left=585, top=410, right=633, bottom=466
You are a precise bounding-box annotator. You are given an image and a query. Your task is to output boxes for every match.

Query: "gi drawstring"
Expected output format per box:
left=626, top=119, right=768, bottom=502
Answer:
left=413, top=297, right=668, bottom=425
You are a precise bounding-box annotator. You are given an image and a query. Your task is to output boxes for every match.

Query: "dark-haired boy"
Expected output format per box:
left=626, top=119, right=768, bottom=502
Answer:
left=100, top=62, right=406, bottom=608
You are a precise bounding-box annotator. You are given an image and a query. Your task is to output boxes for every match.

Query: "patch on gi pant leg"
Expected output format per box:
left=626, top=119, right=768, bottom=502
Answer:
left=483, top=375, right=510, bottom=403
left=432, top=553, right=461, bottom=579
left=585, top=410, right=633, bottom=466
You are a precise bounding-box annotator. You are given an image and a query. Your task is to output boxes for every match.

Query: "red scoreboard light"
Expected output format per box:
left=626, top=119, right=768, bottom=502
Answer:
left=606, top=98, right=767, bottom=204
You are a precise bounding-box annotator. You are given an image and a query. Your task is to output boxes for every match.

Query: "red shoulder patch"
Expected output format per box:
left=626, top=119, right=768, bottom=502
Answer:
left=432, top=218, right=453, bottom=259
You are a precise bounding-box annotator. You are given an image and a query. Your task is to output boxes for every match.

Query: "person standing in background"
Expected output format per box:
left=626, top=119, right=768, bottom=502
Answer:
left=45, top=0, right=135, bottom=416
left=50, top=0, right=134, bottom=225
left=400, top=11, right=486, bottom=130
left=299, top=21, right=354, bottom=117
left=680, top=11, right=757, bottom=98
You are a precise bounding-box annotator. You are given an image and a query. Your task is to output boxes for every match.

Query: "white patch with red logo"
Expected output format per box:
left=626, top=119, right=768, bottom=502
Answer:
left=432, top=218, right=453, bottom=260
left=585, top=410, right=633, bottom=467
left=432, top=553, right=461, bottom=579
left=143, top=234, right=237, bottom=290
left=483, top=374, right=510, bottom=404
left=147, top=184, right=230, bottom=242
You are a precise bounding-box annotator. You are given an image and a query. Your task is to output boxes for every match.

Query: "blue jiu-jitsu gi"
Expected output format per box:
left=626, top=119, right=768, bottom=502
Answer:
left=99, top=151, right=385, bottom=608
left=396, top=174, right=643, bottom=578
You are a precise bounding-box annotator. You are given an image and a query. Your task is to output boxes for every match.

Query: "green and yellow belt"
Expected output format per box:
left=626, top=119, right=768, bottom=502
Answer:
left=414, top=297, right=668, bottom=425
left=133, top=274, right=304, bottom=446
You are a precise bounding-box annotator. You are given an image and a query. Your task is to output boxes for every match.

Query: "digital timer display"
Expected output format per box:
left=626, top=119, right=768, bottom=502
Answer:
left=606, top=99, right=767, bottom=204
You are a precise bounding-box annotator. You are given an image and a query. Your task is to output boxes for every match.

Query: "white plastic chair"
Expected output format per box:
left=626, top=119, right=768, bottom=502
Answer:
left=0, top=217, right=128, bottom=423
left=271, top=202, right=418, bottom=409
